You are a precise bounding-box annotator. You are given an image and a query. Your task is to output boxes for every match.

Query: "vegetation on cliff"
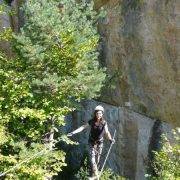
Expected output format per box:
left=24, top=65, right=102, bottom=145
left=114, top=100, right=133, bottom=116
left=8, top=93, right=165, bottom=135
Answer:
left=146, top=128, right=180, bottom=180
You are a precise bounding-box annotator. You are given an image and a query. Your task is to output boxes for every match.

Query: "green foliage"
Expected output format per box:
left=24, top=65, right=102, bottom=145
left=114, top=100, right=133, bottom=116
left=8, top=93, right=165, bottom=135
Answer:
left=0, top=4, right=13, bottom=41
left=0, top=142, right=66, bottom=179
left=75, top=158, right=125, bottom=180
left=100, top=168, right=126, bottom=180
left=0, top=27, right=13, bottom=41
left=13, top=0, right=106, bottom=100
left=146, top=128, right=180, bottom=180
left=76, top=166, right=125, bottom=180
left=0, top=0, right=106, bottom=178
left=75, top=158, right=89, bottom=180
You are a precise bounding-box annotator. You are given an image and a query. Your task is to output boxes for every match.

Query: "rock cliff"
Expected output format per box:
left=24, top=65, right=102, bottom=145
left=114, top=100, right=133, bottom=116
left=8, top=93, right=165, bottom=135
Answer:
left=64, top=1, right=179, bottom=178
left=96, top=0, right=179, bottom=126
left=0, top=0, right=179, bottom=179
left=65, top=100, right=172, bottom=179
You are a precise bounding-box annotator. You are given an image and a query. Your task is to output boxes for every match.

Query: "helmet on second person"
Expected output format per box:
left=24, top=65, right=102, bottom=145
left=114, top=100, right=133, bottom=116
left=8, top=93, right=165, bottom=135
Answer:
left=94, top=105, right=104, bottom=113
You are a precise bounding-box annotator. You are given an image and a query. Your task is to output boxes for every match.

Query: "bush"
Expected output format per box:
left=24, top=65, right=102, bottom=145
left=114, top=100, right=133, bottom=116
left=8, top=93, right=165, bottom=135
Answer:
left=146, top=128, right=180, bottom=180
left=100, top=168, right=126, bottom=180
left=75, top=158, right=125, bottom=180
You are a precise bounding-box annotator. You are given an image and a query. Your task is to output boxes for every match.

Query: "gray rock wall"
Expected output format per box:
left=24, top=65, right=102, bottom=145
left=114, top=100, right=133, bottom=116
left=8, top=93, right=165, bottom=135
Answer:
left=65, top=100, right=172, bottom=179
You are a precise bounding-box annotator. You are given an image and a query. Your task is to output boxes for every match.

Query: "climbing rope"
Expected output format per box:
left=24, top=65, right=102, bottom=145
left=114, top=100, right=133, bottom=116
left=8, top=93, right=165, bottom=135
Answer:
left=0, top=130, right=117, bottom=178
left=98, top=129, right=116, bottom=179
left=0, top=149, right=47, bottom=177
left=0, top=139, right=61, bottom=177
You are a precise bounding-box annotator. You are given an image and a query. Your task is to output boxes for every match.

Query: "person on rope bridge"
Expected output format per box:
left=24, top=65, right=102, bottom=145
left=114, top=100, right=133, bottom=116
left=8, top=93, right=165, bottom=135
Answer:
left=67, top=105, right=115, bottom=178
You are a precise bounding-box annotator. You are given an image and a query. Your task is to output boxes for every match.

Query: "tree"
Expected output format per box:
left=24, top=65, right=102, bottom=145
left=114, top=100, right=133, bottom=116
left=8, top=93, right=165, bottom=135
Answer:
left=0, top=0, right=106, bottom=179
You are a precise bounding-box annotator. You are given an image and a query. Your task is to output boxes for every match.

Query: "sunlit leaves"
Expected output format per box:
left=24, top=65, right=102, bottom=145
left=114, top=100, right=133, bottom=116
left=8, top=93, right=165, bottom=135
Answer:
left=147, top=129, right=180, bottom=179
left=0, top=0, right=106, bottom=178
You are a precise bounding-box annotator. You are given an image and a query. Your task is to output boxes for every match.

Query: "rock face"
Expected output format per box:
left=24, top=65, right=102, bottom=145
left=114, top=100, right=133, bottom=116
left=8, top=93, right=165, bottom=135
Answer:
left=64, top=100, right=172, bottom=179
left=0, top=0, right=178, bottom=179
left=1, top=1, right=179, bottom=126
left=96, top=0, right=180, bottom=126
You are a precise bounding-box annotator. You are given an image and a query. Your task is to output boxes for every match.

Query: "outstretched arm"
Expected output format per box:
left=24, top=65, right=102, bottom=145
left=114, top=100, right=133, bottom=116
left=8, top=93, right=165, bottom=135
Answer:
left=67, top=123, right=89, bottom=136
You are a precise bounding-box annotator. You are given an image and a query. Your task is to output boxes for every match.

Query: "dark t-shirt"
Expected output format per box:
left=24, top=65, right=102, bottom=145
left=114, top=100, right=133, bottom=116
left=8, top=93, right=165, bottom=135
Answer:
left=88, top=119, right=106, bottom=144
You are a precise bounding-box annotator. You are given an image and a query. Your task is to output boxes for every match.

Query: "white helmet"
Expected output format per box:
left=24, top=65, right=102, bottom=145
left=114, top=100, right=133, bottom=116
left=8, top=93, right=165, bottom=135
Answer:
left=94, top=105, right=104, bottom=113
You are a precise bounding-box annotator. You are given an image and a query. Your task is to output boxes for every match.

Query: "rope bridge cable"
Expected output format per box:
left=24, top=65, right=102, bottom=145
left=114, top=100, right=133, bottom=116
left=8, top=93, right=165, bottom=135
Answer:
left=0, top=130, right=117, bottom=178
left=0, top=137, right=64, bottom=177
left=0, top=148, right=48, bottom=177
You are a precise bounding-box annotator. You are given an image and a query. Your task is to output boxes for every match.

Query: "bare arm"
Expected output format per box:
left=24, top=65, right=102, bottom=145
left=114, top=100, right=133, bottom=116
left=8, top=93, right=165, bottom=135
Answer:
left=67, top=123, right=89, bottom=136
left=104, top=123, right=111, bottom=140
left=104, top=123, right=114, bottom=142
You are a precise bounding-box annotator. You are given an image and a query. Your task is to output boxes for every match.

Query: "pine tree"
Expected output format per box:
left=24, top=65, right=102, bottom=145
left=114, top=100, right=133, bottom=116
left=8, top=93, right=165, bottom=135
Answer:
left=0, top=0, right=106, bottom=179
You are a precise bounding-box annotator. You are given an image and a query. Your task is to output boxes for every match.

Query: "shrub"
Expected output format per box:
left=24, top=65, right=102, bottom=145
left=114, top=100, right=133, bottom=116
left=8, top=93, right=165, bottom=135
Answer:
left=75, top=158, right=125, bottom=180
left=146, top=128, right=180, bottom=180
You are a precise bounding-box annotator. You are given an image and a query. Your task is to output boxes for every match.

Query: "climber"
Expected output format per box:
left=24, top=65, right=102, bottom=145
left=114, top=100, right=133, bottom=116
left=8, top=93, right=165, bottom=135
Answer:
left=67, top=105, right=115, bottom=178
